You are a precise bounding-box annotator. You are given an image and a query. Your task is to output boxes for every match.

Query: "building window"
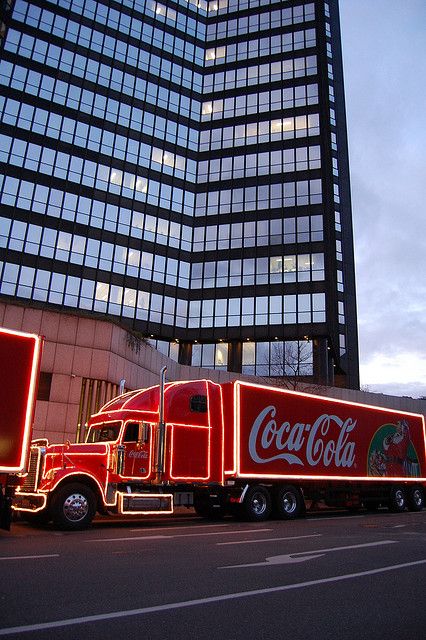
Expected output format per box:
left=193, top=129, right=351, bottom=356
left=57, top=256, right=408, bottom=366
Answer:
left=242, top=340, right=313, bottom=377
left=192, top=342, right=229, bottom=369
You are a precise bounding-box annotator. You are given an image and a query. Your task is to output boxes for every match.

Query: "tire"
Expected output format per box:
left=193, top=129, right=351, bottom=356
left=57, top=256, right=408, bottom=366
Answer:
left=241, top=485, right=272, bottom=522
left=275, top=485, right=304, bottom=520
left=388, top=486, right=406, bottom=513
left=407, top=486, right=424, bottom=512
left=50, top=483, right=96, bottom=530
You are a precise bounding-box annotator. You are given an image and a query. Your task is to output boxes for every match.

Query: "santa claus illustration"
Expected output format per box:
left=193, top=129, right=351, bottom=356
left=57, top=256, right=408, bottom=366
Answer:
left=382, top=419, right=411, bottom=477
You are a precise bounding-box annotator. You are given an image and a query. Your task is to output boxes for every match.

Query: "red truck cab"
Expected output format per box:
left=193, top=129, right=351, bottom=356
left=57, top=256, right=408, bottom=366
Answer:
left=14, top=375, right=225, bottom=528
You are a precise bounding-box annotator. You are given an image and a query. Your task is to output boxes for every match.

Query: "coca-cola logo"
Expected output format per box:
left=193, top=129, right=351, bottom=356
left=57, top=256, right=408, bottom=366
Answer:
left=128, top=450, right=148, bottom=459
left=248, top=406, right=356, bottom=468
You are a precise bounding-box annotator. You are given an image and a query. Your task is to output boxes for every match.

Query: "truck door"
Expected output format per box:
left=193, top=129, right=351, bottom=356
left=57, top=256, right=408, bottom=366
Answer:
left=121, top=422, right=151, bottom=479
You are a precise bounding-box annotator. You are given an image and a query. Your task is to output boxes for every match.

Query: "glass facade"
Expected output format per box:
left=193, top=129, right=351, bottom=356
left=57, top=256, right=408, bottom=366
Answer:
left=0, top=0, right=359, bottom=388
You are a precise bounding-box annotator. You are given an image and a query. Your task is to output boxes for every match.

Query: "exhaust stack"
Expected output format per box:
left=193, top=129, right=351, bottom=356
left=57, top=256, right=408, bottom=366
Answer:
left=155, top=366, right=167, bottom=483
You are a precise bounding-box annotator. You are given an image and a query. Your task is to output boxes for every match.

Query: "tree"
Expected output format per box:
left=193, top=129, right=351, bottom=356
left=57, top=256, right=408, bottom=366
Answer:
left=261, top=339, right=322, bottom=393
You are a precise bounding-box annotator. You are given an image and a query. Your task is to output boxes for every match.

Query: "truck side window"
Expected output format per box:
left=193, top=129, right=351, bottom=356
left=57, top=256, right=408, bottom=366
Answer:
left=190, top=395, right=207, bottom=413
left=123, top=423, right=139, bottom=442
left=87, top=422, right=121, bottom=443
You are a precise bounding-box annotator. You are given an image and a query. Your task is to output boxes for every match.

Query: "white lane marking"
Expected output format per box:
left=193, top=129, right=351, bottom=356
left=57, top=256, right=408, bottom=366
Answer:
left=129, top=523, right=230, bottom=532
left=0, top=554, right=59, bottom=561
left=86, top=528, right=272, bottom=543
left=220, top=540, right=398, bottom=568
left=1, top=558, right=426, bottom=636
left=217, top=534, right=322, bottom=546
left=392, top=525, right=406, bottom=529
left=309, top=515, right=365, bottom=521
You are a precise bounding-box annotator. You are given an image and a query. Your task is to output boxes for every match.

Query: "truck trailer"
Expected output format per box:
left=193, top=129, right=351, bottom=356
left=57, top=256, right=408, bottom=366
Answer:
left=0, top=327, right=42, bottom=530
left=14, top=368, right=426, bottom=529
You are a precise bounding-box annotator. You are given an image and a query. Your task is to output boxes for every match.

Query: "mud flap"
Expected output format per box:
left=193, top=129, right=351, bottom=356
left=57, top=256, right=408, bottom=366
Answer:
left=0, top=486, right=13, bottom=531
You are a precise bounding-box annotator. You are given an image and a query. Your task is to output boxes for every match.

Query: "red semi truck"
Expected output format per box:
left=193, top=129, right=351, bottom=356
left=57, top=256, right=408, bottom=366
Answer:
left=0, top=327, right=42, bottom=530
left=14, top=367, right=426, bottom=530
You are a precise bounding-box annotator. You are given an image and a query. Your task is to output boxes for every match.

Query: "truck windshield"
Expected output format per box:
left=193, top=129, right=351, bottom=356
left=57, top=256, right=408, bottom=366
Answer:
left=86, top=422, right=121, bottom=443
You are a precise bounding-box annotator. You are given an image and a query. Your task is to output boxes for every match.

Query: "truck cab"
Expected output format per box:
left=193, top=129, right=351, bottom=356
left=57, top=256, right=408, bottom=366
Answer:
left=14, top=377, right=224, bottom=529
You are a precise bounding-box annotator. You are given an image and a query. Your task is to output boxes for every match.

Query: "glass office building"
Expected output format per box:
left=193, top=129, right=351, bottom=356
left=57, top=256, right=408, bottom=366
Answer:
left=0, top=0, right=359, bottom=388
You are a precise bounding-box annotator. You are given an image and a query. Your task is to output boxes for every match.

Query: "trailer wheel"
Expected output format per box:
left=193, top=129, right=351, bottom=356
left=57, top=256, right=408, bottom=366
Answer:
left=50, top=483, right=96, bottom=530
left=242, top=485, right=272, bottom=522
left=407, top=486, right=424, bottom=512
left=388, top=486, right=406, bottom=513
left=275, top=485, right=304, bottom=520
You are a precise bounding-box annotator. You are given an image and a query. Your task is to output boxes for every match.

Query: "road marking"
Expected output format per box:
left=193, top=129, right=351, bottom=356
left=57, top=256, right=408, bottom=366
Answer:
left=86, top=528, right=272, bottom=543
left=392, top=525, right=406, bottom=529
left=0, top=554, right=59, bottom=561
left=129, top=523, right=230, bottom=532
left=1, top=558, right=426, bottom=636
left=217, top=534, right=322, bottom=546
left=309, top=514, right=365, bottom=521
left=219, top=540, right=397, bottom=568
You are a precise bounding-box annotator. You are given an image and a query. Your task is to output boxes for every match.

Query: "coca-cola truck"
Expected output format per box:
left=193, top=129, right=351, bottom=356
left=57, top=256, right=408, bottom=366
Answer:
left=14, top=367, right=426, bottom=530
left=0, top=327, right=42, bottom=530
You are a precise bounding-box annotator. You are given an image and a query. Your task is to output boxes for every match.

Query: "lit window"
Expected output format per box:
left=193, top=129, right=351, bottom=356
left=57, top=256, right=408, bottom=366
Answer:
left=135, top=178, right=147, bottom=193
left=270, top=256, right=283, bottom=273
left=95, top=282, right=109, bottom=301
left=110, top=170, right=122, bottom=185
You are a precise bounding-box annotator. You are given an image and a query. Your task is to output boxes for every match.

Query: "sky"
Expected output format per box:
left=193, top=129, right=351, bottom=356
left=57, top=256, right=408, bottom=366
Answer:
left=339, top=0, right=426, bottom=398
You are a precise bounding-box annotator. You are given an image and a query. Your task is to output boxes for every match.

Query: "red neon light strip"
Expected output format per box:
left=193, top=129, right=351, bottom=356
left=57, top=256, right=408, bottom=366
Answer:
left=0, top=328, right=42, bottom=473
left=235, top=380, right=425, bottom=418
left=233, top=381, right=426, bottom=482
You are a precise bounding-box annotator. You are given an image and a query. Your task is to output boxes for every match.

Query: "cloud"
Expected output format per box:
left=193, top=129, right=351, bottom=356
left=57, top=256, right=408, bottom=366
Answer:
left=340, top=1, right=426, bottom=397
left=360, top=352, right=426, bottom=399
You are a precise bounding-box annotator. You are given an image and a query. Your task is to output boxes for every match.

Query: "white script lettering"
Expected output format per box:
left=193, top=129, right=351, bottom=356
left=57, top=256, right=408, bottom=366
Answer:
left=248, top=407, right=356, bottom=468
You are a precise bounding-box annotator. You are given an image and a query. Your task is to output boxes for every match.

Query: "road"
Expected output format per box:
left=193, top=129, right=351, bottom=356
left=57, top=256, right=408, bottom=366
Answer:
left=1, top=509, right=426, bottom=639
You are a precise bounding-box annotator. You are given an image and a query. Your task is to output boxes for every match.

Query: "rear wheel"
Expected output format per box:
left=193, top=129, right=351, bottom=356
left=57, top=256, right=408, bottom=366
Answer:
left=388, top=486, right=406, bottom=513
left=50, top=483, right=96, bottom=530
left=275, top=485, right=304, bottom=520
left=407, top=486, right=424, bottom=512
left=241, top=485, right=272, bottom=522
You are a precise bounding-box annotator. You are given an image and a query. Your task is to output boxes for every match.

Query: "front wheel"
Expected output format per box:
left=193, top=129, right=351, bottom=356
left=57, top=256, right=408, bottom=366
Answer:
left=241, top=485, right=272, bottom=522
left=50, top=483, right=96, bottom=530
left=275, top=485, right=304, bottom=520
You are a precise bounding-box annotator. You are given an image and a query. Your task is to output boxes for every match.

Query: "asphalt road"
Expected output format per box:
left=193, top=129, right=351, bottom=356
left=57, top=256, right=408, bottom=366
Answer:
left=1, top=509, right=426, bottom=639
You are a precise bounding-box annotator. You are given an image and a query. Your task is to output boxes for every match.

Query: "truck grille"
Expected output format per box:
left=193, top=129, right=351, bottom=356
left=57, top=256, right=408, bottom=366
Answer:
left=20, top=448, right=42, bottom=491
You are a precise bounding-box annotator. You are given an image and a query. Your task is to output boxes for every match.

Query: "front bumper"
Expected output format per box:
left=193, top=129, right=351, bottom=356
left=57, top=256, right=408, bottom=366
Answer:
left=13, top=491, right=47, bottom=513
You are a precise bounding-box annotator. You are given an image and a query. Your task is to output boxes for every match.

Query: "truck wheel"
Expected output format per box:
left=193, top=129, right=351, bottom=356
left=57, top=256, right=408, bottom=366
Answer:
left=407, top=486, right=424, bottom=512
left=50, top=483, right=96, bottom=530
left=242, top=485, right=272, bottom=522
left=275, top=485, right=304, bottom=520
left=388, top=486, right=406, bottom=513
